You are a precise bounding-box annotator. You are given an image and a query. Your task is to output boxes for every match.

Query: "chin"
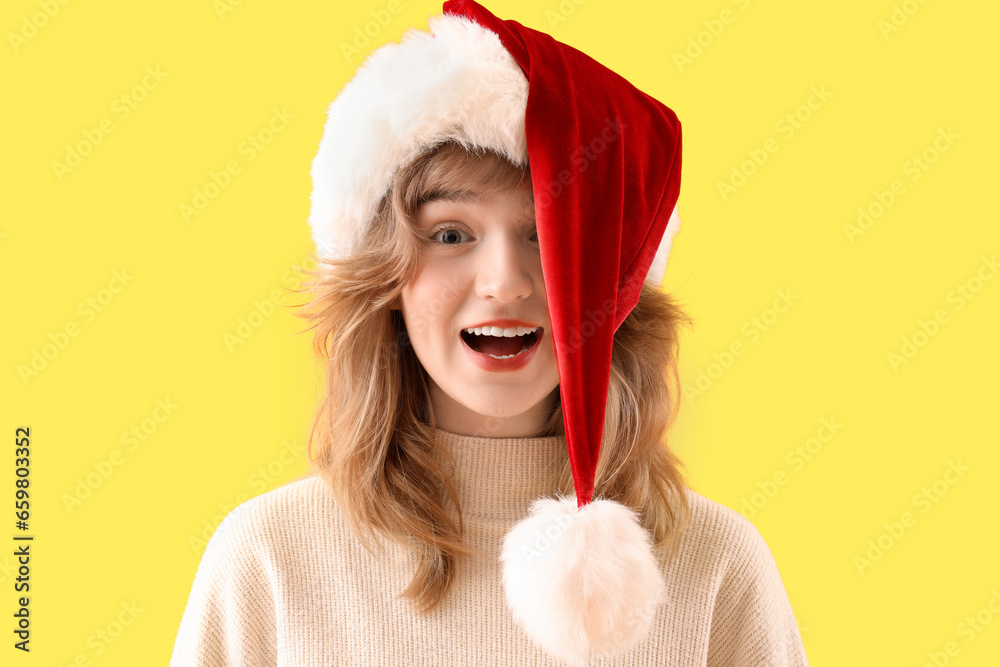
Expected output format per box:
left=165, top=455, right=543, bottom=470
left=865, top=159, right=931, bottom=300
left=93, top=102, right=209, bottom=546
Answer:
left=467, top=399, right=540, bottom=421
left=469, top=402, right=527, bottom=419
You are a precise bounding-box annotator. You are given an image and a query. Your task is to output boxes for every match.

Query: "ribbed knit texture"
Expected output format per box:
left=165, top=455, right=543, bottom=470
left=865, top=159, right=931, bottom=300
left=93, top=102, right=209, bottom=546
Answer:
left=170, top=428, right=809, bottom=666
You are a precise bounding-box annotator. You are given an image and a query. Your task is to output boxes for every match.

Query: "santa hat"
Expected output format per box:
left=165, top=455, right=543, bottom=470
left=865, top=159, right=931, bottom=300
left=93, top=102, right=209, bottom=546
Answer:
left=308, top=1, right=682, bottom=664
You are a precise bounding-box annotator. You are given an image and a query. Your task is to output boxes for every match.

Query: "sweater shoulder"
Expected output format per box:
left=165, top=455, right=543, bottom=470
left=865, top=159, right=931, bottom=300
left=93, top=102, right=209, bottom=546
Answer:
left=230, top=472, right=334, bottom=522
left=170, top=476, right=335, bottom=666
left=200, top=473, right=342, bottom=562
left=679, top=489, right=809, bottom=665
left=670, top=486, right=791, bottom=600
left=679, top=487, right=777, bottom=572
left=196, top=474, right=346, bottom=570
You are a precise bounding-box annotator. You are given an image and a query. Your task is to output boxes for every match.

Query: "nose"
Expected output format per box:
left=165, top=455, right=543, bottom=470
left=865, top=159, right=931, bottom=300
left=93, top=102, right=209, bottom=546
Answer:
left=475, top=232, right=536, bottom=303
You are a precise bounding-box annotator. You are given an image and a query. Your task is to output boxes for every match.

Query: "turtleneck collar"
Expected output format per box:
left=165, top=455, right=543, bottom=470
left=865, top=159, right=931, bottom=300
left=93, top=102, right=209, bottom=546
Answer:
left=431, top=426, right=568, bottom=522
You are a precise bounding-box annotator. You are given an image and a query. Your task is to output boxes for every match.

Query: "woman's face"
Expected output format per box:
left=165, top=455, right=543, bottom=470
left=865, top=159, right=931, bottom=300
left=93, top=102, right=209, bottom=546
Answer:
left=392, top=182, right=560, bottom=438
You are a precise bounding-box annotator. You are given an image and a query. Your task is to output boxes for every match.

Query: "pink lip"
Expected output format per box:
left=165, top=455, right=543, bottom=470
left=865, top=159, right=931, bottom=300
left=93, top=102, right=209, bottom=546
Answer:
left=461, top=326, right=543, bottom=373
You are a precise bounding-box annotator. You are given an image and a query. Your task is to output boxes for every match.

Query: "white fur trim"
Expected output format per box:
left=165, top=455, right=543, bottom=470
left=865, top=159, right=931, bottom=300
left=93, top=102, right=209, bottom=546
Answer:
left=308, top=14, right=529, bottom=261
left=308, top=13, right=679, bottom=286
left=500, top=495, right=666, bottom=665
left=646, top=204, right=682, bottom=287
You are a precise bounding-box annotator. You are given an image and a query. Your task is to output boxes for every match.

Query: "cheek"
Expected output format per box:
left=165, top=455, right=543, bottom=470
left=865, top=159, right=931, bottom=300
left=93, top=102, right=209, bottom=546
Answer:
left=405, top=264, right=464, bottom=315
left=398, top=278, right=451, bottom=344
left=543, top=336, right=558, bottom=367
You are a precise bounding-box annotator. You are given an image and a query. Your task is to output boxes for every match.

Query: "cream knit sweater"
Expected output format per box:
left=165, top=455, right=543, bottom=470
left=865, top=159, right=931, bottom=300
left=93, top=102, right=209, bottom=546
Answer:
left=170, top=428, right=809, bottom=666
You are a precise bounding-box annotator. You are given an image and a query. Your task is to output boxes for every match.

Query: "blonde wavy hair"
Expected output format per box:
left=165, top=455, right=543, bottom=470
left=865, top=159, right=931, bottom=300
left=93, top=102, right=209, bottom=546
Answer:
left=292, top=140, right=692, bottom=615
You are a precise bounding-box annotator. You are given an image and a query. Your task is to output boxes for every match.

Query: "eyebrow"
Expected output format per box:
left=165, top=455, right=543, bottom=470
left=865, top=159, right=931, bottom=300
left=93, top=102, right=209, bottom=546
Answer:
left=419, top=188, right=536, bottom=211
left=419, top=189, right=485, bottom=205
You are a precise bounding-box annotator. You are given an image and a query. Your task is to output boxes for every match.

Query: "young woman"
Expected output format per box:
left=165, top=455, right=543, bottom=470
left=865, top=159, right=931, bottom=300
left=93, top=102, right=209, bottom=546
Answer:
left=170, top=2, right=809, bottom=665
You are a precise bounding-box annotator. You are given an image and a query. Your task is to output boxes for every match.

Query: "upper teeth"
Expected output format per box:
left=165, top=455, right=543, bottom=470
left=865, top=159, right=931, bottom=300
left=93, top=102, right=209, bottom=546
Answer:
left=464, top=326, right=539, bottom=337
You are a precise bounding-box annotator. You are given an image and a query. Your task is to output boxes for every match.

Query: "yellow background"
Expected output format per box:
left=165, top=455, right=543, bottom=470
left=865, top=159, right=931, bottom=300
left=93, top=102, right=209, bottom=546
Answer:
left=3, top=0, right=998, bottom=664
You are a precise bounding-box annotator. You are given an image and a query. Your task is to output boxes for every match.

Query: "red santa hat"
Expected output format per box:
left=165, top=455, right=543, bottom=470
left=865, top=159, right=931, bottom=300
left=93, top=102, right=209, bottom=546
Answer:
left=308, top=1, right=683, bottom=663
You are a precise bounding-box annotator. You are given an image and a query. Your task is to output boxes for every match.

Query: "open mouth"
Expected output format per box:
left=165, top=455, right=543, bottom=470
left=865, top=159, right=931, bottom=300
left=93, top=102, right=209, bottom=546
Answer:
left=461, top=328, right=542, bottom=360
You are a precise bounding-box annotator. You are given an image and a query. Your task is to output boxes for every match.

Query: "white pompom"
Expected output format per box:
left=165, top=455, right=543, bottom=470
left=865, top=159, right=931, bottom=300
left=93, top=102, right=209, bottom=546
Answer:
left=500, top=495, right=666, bottom=665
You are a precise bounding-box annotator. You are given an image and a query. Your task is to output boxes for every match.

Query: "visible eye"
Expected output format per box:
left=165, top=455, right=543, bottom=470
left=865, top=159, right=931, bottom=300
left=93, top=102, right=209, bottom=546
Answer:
left=429, top=225, right=470, bottom=245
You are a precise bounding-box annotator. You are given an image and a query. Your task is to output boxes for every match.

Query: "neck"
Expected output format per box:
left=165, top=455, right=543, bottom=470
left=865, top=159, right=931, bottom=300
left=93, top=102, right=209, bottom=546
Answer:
left=432, top=426, right=567, bottom=521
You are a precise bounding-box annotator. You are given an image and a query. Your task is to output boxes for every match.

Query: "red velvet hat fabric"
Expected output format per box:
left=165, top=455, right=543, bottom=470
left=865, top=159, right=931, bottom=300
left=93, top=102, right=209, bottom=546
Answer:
left=442, top=0, right=683, bottom=507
